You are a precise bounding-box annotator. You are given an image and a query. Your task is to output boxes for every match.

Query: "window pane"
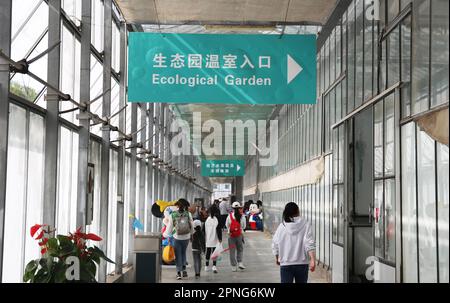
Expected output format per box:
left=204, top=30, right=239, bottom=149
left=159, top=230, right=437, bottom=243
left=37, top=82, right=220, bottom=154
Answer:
left=412, top=0, right=430, bottom=115
left=374, top=180, right=384, bottom=258
left=384, top=95, right=395, bottom=176
left=2, top=104, right=27, bottom=282
left=23, top=113, right=45, bottom=273
left=401, top=123, right=418, bottom=282
left=387, top=27, right=400, bottom=87
left=437, top=143, right=449, bottom=283
left=384, top=178, right=395, bottom=262
left=374, top=102, right=384, bottom=177
left=401, top=16, right=412, bottom=118
left=430, top=0, right=449, bottom=107
left=107, top=150, right=118, bottom=273
left=417, top=127, right=437, bottom=282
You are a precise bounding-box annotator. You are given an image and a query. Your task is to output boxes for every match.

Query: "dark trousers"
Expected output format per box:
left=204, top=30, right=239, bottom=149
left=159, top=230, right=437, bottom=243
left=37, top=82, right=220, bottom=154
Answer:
left=220, top=215, right=228, bottom=229
left=192, top=251, right=202, bottom=275
left=205, top=247, right=217, bottom=266
left=280, top=264, right=309, bottom=283
left=174, top=239, right=189, bottom=273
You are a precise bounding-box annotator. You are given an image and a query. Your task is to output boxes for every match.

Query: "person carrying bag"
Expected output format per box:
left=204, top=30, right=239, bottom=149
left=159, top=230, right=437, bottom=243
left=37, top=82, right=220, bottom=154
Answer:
left=225, top=201, right=247, bottom=272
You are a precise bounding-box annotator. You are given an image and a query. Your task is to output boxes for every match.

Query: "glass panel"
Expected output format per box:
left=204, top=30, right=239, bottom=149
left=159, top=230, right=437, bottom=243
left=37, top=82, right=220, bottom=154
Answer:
left=401, top=16, right=412, bottom=118
left=355, top=0, right=364, bottom=107
left=347, top=2, right=356, bottom=112
left=387, top=27, right=400, bottom=87
left=417, top=127, right=437, bottom=282
left=364, top=0, right=374, bottom=101
left=384, top=95, right=395, bottom=176
left=56, top=127, right=78, bottom=235
left=374, top=180, right=384, bottom=258
left=401, top=123, right=418, bottom=282
left=59, top=26, right=81, bottom=124
left=107, top=151, right=118, bottom=273
left=338, top=185, right=344, bottom=244
left=62, top=0, right=82, bottom=25
left=437, top=143, right=449, bottom=283
left=374, top=102, right=384, bottom=178
left=23, top=113, right=45, bottom=274
left=430, top=0, right=449, bottom=107
left=412, top=0, right=430, bottom=115
left=384, top=178, right=396, bottom=262
left=2, top=104, right=27, bottom=282
left=91, top=0, right=104, bottom=51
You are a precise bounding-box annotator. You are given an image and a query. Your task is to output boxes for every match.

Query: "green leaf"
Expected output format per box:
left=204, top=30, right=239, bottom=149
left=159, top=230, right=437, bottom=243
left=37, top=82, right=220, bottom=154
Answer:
left=92, top=246, right=115, bottom=264
left=47, top=237, right=59, bottom=255
left=54, top=261, right=67, bottom=283
left=23, top=260, right=38, bottom=282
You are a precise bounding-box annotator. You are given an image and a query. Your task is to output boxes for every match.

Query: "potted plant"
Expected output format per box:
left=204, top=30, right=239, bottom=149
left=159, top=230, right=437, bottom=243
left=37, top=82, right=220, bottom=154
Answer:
left=23, top=224, right=114, bottom=283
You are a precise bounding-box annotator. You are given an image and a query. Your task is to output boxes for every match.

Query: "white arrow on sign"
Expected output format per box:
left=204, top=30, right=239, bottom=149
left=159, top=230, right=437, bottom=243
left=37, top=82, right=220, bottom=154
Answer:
left=236, top=164, right=241, bottom=172
left=287, top=54, right=303, bottom=84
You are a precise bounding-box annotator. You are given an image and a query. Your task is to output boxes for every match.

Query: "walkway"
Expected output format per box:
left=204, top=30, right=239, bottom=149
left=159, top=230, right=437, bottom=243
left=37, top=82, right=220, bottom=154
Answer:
left=161, top=230, right=330, bottom=283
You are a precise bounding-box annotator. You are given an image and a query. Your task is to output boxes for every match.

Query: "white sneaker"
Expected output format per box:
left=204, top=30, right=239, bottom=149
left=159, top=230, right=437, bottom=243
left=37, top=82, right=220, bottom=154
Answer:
left=238, top=262, right=246, bottom=270
left=204, top=266, right=210, bottom=272
left=212, top=266, right=218, bottom=273
left=232, top=266, right=238, bottom=272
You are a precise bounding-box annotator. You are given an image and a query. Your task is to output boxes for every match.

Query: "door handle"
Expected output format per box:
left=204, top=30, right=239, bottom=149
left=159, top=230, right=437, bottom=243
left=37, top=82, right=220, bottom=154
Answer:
left=368, top=206, right=373, bottom=224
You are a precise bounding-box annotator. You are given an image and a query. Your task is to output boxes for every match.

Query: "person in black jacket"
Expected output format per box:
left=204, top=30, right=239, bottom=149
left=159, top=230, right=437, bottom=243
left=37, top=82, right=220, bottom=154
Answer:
left=191, top=220, right=206, bottom=278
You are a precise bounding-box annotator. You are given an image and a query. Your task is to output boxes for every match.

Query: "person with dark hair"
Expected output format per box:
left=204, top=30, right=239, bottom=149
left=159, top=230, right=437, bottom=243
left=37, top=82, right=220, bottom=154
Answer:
left=163, top=198, right=194, bottom=280
left=272, top=202, right=316, bottom=283
left=204, top=203, right=222, bottom=273
left=226, top=201, right=247, bottom=272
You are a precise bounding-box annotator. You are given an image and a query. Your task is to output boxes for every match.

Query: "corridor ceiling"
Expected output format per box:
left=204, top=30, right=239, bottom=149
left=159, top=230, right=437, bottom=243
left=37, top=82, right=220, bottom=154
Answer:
left=115, top=0, right=338, bottom=25
left=117, top=0, right=332, bottom=163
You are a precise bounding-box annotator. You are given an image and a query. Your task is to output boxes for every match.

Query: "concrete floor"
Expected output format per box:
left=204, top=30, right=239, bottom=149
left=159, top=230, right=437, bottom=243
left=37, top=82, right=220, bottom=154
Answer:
left=161, top=230, right=331, bottom=283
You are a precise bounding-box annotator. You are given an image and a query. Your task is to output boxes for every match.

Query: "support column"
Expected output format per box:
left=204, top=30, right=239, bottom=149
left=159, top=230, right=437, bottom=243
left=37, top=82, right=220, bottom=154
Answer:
left=147, top=104, right=154, bottom=232
left=0, top=0, right=12, bottom=282
left=139, top=104, right=147, bottom=228
left=98, top=0, right=112, bottom=282
left=115, top=21, right=127, bottom=275
left=43, top=0, right=61, bottom=229
left=127, top=103, right=137, bottom=264
left=153, top=104, right=160, bottom=206
left=76, top=0, right=91, bottom=229
left=159, top=104, right=165, bottom=202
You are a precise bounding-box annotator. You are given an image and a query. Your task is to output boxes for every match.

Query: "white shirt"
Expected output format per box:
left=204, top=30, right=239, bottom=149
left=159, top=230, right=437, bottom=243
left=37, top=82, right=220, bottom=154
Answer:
left=272, top=217, right=315, bottom=266
left=219, top=201, right=229, bottom=215
left=204, top=216, right=220, bottom=247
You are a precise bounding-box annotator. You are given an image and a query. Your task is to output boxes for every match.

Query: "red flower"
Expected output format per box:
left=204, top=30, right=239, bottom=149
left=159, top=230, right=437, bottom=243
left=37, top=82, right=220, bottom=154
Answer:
left=84, top=233, right=102, bottom=241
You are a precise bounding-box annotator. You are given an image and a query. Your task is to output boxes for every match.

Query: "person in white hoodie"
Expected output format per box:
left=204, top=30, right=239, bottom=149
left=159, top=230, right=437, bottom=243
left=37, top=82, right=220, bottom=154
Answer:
left=272, top=202, right=316, bottom=283
left=204, top=204, right=222, bottom=273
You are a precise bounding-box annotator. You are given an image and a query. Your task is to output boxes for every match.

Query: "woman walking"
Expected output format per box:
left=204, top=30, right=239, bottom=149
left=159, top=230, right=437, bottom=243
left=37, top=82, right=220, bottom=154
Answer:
left=204, top=203, right=223, bottom=273
left=164, top=198, right=194, bottom=280
left=226, top=201, right=247, bottom=272
left=272, top=202, right=316, bottom=283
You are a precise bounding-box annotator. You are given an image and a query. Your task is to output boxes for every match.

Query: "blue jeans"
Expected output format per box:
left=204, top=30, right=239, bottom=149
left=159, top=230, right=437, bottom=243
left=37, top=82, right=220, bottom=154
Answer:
left=174, top=239, right=189, bottom=273
left=280, top=264, right=309, bottom=283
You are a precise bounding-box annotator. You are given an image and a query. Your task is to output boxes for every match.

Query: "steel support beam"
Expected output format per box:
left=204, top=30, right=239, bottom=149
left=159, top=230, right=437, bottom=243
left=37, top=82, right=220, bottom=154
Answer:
left=127, top=103, right=137, bottom=264
left=115, top=20, right=127, bottom=275
left=146, top=104, right=154, bottom=232
left=43, top=0, right=61, bottom=229
left=159, top=104, right=165, bottom=203
left=153, top=103, right=160, bottom=208
left=0, top=0, right=12, bottom=282
left=76, top=0, right=92, bottom=229
left=139, top=104, right=147, bottom=228
left=98, top=0, right=112, bottom=282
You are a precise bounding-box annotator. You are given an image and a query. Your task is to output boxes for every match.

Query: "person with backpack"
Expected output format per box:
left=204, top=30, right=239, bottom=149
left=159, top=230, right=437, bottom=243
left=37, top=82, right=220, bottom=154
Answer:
left=272, top=202, right=316, bottom=283
left=191, top=220, right=206, bottom=278
left=204, top=204, right=222, bottom=273
left=163, top=198, right=194, bottom=280
left=225, top=201, right=247, bottom=272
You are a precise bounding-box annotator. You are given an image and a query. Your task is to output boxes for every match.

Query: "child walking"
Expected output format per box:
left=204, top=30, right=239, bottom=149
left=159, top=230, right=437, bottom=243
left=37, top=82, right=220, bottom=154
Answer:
left=204, top=204, right=222, bottom=273
left=191, top=220, right=206, bottom=278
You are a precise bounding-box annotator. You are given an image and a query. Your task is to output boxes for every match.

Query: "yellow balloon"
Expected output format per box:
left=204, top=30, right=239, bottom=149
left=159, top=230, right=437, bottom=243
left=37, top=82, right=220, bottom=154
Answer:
left=156, top=199, right=177, bottom=212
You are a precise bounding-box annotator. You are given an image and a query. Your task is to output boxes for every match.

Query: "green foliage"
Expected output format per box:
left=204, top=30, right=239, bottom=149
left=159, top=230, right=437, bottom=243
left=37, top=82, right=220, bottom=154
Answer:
left=10, top=81, right=38, bottom=101
left=23, top=229, right=114, bottom=283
